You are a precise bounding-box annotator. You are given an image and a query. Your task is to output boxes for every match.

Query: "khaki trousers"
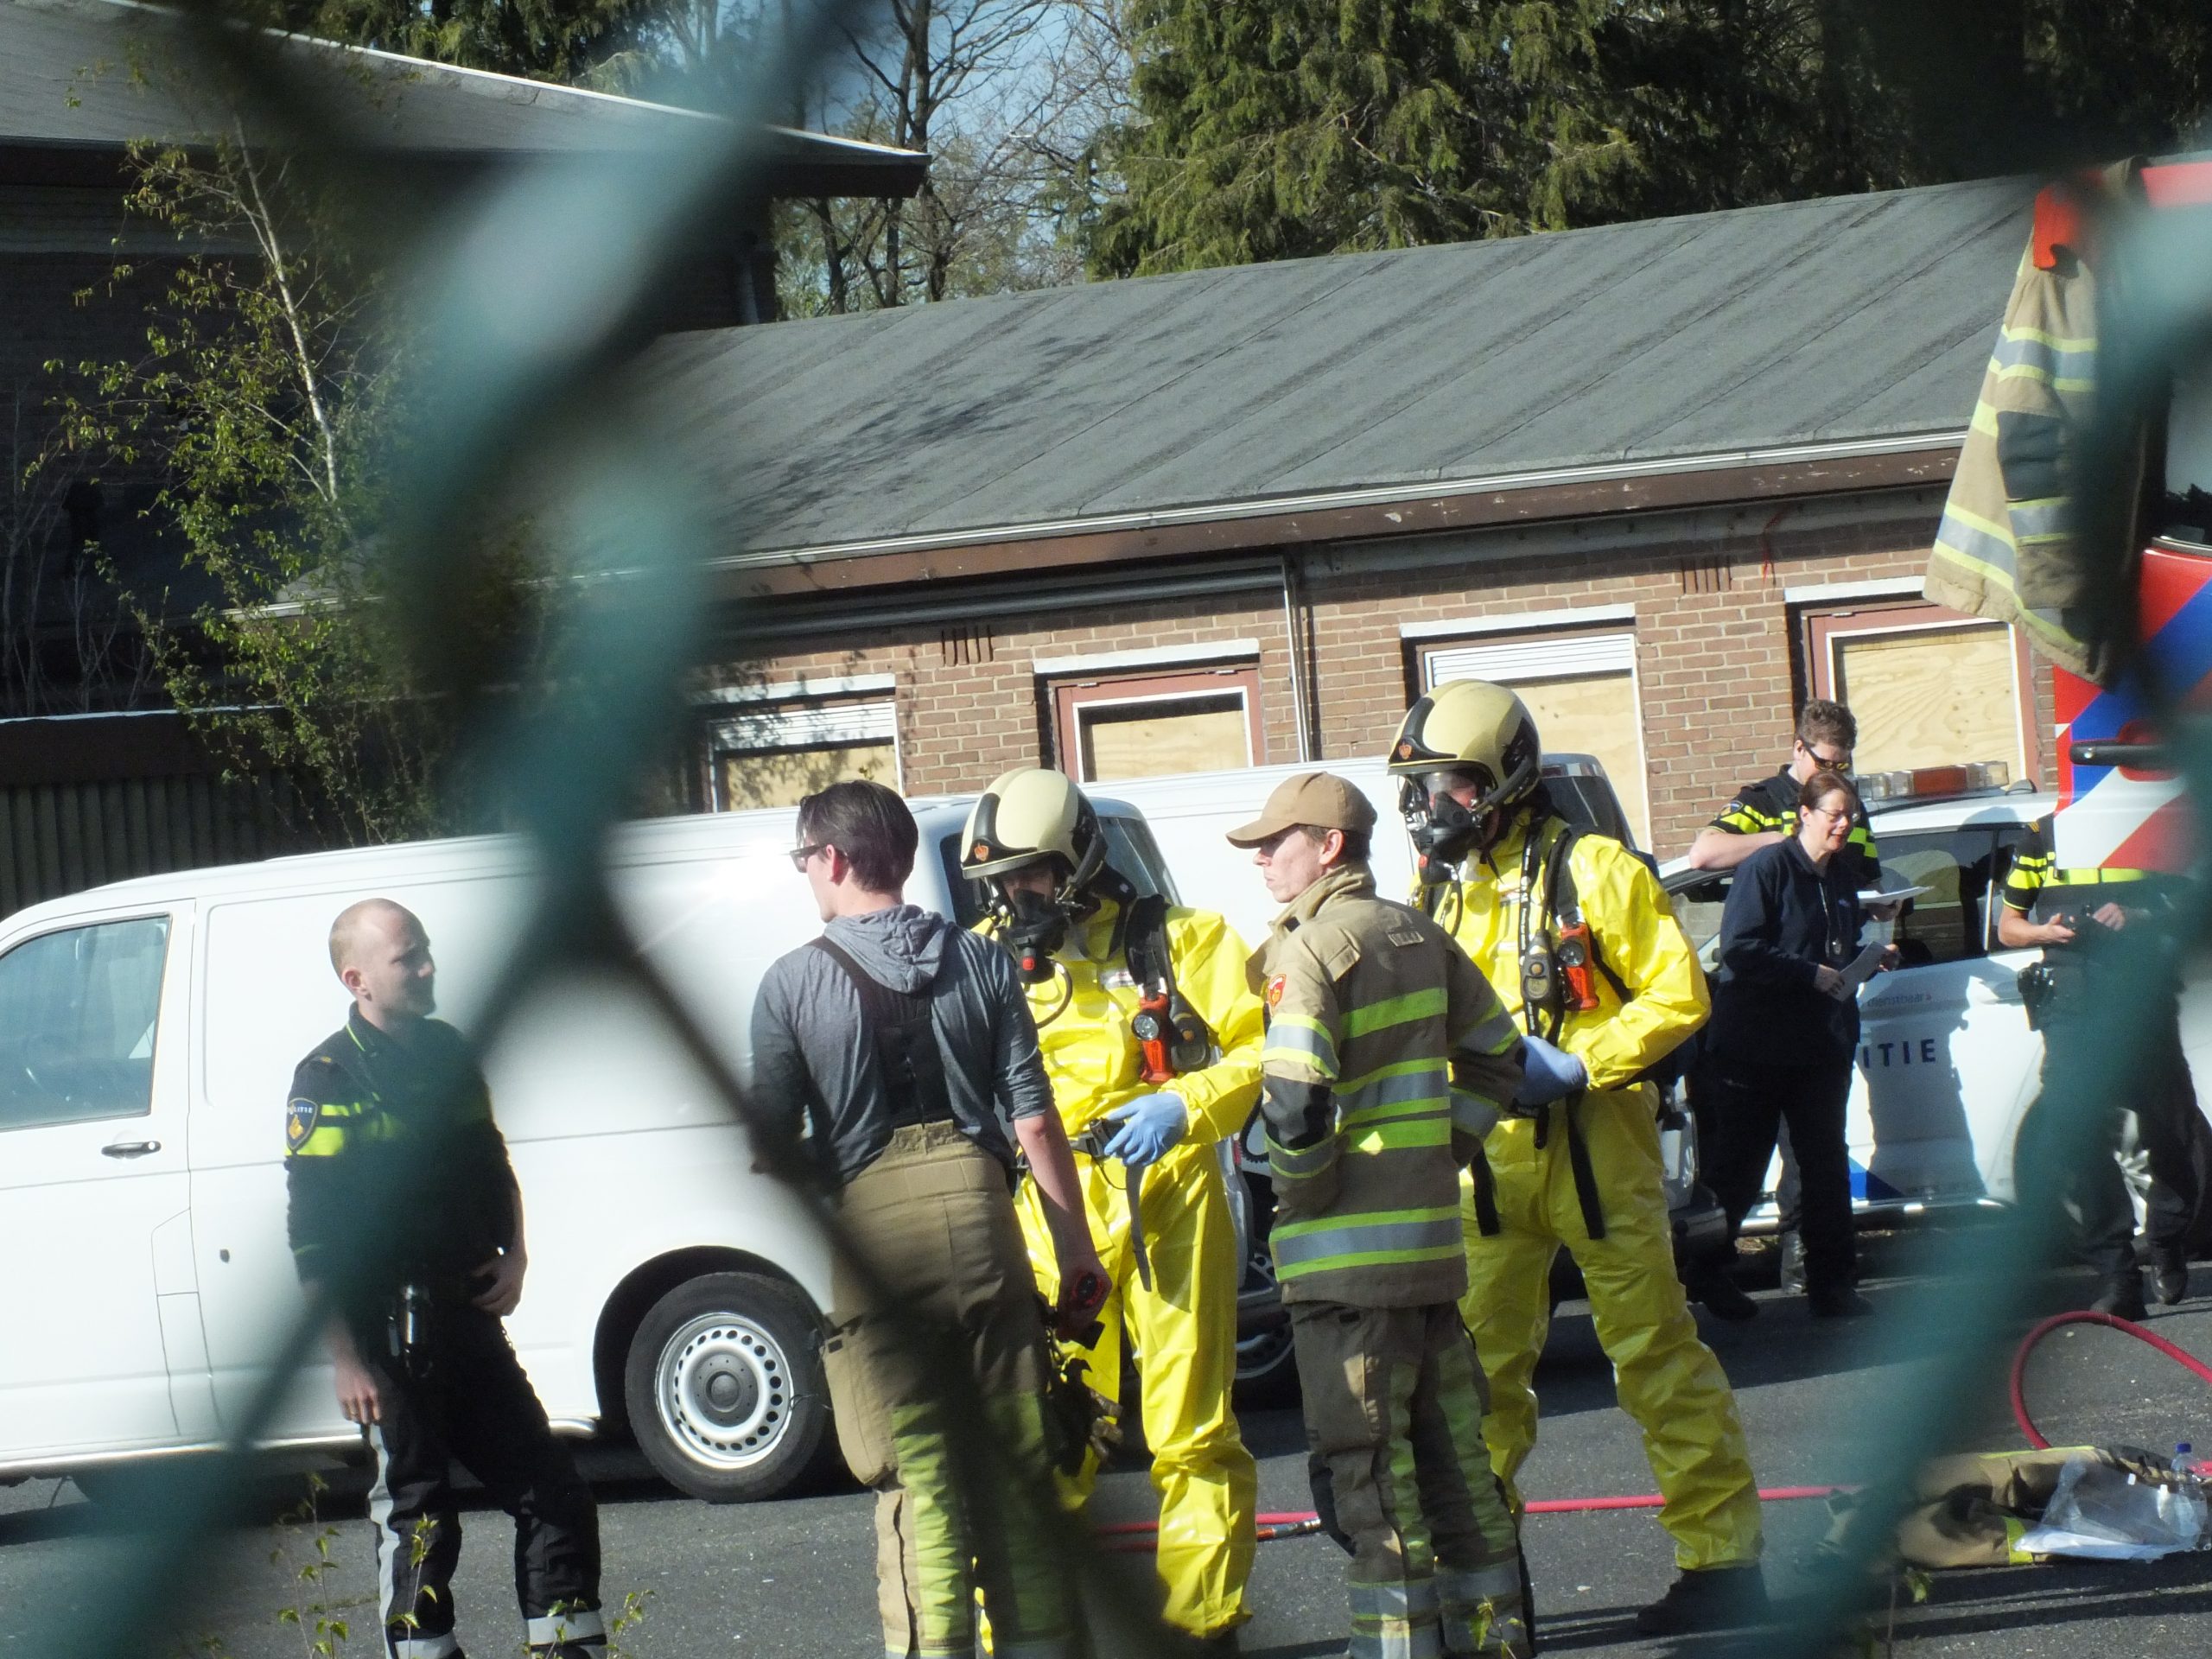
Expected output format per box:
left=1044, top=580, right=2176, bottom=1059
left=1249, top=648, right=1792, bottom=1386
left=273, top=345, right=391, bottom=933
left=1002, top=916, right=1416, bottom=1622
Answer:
left=1291, top=1301, right=1529, bottom=1659
left=822, top=1122, right=1071, bottom=1659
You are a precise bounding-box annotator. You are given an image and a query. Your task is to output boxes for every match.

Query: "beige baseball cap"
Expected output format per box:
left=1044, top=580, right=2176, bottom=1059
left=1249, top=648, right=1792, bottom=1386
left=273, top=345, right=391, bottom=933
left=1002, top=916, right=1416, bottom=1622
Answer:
left=1225, top=772, right=1379, bottom=848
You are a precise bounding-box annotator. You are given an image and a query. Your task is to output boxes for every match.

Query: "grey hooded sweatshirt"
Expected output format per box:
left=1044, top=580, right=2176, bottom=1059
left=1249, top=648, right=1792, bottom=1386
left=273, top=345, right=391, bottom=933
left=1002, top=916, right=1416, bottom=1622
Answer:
left=749, top=904, right=1054, bottom=1188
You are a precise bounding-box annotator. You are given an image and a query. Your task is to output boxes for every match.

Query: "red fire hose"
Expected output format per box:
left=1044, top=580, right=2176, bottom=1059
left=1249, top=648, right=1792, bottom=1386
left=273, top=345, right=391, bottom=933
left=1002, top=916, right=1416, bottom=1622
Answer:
left=1095, top=1489, right=1848, bottom=1553
left=1090, top=1313, right=2212, bottom=1554
left=2009, top=1309, right=2212, bottom=1449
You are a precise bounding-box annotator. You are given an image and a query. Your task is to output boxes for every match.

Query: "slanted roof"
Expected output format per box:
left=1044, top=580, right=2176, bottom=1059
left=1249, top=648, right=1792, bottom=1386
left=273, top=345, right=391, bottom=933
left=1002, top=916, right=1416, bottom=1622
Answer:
left=0, top=0, right=925, bottom=197
left=652, top=174, right=2033, bottom=569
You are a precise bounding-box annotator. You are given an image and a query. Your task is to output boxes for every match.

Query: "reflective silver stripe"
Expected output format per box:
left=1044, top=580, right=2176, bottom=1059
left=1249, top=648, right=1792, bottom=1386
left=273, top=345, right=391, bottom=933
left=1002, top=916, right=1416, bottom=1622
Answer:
left=1461, top=1007, right=1520, bottom=1057
left=1438, top=1561, right=1522, bottom=1603
left=1272, top=1209, right=1463, bottom=1274
left=1263, top=1014, right=1339, bottom=1077
left=1351, top=1578, right=1443, bottom=1617
left=367, top=1425, right=402, bottom=1659
left=1268, top=1131, right=1340, bottom=1179
left=527, top=1607, right=607, bottom=1645
left=2008, top=495, right=2072, bottom=544
left=1449, top=1090, right=1498, bottom=1139
left=1339, top=1065, right=1448, bottom=1126
left=1991, top=328, right=2095, bottom=389
left=1349, top=1575, right=1445, bottom=1659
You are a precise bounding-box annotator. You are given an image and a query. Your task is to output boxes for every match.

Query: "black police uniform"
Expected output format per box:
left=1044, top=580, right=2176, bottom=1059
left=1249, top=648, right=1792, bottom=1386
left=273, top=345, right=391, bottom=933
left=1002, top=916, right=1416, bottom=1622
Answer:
left=285, top=1009, right=602, bottom=1659
left=1707, top=767, right=1882, bottom=887
left=2002, top=819, right=2200, bottom=1298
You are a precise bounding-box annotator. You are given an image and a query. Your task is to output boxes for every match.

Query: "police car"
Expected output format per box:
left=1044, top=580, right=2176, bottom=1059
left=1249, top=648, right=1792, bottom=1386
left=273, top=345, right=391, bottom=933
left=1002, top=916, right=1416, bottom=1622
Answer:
left=1662, top=765, right=2212, bottom=1228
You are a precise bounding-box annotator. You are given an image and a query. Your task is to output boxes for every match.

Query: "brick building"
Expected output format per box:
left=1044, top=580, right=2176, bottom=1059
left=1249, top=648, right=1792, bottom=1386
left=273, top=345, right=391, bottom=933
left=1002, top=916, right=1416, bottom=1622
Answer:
left=654, top=173, right=2046, bottom=860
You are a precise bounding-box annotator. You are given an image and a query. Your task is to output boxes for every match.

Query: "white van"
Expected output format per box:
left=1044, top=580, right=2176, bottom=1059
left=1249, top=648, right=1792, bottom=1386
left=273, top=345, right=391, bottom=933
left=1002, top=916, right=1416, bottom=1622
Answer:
left=0, top=798, right=1176, bottom=1503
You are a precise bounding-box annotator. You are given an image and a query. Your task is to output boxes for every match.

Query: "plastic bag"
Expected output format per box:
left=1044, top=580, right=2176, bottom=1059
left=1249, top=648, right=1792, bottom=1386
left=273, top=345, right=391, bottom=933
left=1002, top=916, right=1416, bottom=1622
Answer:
left=2016, top=1454, right=2208, bottom=1560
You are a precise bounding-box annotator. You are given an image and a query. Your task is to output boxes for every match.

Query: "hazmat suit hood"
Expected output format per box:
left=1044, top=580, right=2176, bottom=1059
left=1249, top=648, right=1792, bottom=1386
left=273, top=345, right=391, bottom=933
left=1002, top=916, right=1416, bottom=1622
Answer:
left=822, top=904, right=949, bottom=993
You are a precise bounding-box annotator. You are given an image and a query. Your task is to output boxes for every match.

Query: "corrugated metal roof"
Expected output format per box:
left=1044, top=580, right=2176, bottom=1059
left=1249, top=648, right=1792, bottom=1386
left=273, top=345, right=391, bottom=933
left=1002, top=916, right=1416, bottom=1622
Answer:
left=0, top=0, right=924, bottom=191
left=651, top=174, right=2032, bottom=556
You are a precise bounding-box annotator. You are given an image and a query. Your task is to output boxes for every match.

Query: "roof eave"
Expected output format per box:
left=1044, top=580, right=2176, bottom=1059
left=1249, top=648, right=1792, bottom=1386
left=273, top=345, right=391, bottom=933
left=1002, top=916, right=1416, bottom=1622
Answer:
left=702, top=432, right=1968, bottom=601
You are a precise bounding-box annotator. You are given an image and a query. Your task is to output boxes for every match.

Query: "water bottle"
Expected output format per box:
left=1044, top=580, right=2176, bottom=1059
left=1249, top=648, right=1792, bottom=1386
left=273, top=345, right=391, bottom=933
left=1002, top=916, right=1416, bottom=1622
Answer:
left=2177, top=1444, right=2204, bottom=1484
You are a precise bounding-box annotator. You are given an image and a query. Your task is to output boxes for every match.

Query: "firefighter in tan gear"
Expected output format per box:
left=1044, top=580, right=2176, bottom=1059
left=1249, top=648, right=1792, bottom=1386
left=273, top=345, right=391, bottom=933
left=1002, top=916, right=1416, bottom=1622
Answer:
left=961, top=768, right=1262, bottom=1649
left=1390, top=680, right=1769, bottom=1637
left=1235, top=772, right=1531, bottom=1659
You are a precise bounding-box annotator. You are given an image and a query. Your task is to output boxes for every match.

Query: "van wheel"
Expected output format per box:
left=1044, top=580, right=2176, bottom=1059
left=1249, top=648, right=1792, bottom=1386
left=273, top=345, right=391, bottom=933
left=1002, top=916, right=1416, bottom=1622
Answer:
left=624, top=1272, right=827, bottom=1503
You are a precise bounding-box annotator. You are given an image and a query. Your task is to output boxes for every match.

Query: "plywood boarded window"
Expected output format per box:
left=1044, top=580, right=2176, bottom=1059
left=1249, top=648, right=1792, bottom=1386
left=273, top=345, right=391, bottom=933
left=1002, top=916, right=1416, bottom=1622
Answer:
left=1050, top=665, right=1261, bottom=784
left=709, top=698, right=900, bottom=810
left=1420, top=632, right=1650, bottom=848
left=1803, top=602, right=2032, bottom=779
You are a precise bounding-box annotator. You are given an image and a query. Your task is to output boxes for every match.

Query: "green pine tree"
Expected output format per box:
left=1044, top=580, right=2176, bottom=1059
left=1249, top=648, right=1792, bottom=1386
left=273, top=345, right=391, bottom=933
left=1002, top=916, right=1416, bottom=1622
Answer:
left=1088, top=0, right=1633, bottom=275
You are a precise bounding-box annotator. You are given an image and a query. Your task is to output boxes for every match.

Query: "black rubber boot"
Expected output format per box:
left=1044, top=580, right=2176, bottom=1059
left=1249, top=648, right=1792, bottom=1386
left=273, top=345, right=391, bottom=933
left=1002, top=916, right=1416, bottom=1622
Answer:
left=2093, top=1270, right=2149, bottom=1320
left=1688, top=1264, right=1759, bottom=1323
left=2153, top=1255, right=2191, bottom=1306
left=1633, top=1564, right=1770, bottom=1636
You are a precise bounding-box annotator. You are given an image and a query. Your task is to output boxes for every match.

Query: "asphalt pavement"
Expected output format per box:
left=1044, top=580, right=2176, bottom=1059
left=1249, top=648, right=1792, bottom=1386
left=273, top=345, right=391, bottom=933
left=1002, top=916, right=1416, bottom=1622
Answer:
left=12, top=1237, right=2212, bottom=1658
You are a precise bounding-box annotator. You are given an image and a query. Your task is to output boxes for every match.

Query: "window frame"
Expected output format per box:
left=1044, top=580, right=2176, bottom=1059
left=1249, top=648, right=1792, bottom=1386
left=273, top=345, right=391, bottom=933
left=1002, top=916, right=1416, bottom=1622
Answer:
left=0, top=912, right=175, bottom=1135
left=704, top=694, right=903, bottom=810
left=1416, top=627, right=1650, bottom=849
left=1048, top=664, right=1262, bottom=784
left=1799, top=599, right=2039, bottom=784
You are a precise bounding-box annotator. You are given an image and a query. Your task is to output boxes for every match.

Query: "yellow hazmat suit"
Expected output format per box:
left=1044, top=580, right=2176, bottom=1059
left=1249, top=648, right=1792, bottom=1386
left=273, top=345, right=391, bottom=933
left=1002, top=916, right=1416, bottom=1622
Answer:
left=1433, top=814, right=1764, bottom=1572
left=990, top=898, right=1264, bottom=1640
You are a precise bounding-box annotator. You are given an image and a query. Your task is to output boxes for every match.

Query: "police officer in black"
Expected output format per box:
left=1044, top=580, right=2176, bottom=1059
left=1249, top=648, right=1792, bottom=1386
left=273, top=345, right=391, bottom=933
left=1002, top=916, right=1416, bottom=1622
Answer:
left=1999, top=821, right=2201, bottom=1318
left=285, top=898, right=603, bottom=1659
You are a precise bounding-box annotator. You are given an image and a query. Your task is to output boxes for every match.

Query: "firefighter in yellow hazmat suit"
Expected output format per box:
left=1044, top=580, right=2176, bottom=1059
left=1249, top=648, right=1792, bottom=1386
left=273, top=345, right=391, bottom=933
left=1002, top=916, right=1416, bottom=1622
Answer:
left=961, top=768, right=1262, bottom=1648
left=1388, top=681, right=1768, bottom=1638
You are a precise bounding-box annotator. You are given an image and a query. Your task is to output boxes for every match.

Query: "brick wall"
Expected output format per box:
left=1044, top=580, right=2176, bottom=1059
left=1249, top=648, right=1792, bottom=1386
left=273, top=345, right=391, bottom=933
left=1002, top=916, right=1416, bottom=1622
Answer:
left=703, top=486, right=2061, bottom=860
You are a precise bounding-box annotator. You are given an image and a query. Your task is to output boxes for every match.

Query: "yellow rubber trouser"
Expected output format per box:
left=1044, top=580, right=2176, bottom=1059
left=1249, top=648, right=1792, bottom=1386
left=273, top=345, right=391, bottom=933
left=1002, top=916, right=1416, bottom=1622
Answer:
left=1458, top=1090, right=1764, bottom=1572
left=1018, top=1144, right=1258, bottom=1638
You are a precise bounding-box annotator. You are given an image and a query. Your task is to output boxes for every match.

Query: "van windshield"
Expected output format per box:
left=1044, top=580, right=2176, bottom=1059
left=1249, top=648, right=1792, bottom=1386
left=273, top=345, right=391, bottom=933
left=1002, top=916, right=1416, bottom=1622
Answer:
left=939, top=813, right=1179, bottom=929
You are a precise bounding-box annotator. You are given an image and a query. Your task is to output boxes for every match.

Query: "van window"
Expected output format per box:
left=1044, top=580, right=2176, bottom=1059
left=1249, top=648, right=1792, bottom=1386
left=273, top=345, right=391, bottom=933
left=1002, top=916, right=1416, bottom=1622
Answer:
left=938, top=814, right=1181, bottom=930
left=0, top=917, right=169, bottom=1132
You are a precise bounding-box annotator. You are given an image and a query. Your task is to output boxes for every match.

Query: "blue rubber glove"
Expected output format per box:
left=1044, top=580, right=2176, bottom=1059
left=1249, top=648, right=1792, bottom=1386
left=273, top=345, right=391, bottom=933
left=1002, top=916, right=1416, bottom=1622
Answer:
left=1512, top=1034, right=1587, bottom=1108
left=1101, top=1093, right=1188, bottom=1169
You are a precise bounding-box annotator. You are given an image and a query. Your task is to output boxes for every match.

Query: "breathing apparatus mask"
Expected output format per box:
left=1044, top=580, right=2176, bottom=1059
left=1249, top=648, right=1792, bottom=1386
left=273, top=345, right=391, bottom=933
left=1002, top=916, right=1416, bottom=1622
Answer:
left=997, top=878, right=1078, bottom=983
left=1402, top=770, right=1491, bottom=875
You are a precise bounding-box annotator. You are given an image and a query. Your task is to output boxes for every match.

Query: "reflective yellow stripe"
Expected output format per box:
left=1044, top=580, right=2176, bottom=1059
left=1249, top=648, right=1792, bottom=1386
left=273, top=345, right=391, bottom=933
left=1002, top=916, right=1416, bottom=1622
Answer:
left=1349, top=1116, right=1452, bottom=1155
left=290, top=1125, right=347, bottom=1157
left=1341, top=987, right=1446, bottom=1038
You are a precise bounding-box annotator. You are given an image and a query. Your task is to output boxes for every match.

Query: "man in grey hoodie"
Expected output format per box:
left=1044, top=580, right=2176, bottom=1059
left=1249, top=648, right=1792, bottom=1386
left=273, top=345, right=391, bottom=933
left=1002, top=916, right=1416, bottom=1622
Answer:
left=750, top=779, right=1102, bottom=1659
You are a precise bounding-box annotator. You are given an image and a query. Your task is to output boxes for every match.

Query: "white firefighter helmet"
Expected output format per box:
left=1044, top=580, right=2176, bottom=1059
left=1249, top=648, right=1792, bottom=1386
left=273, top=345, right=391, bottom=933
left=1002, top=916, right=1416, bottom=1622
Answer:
left=1387, top=679, right=1543, bottom=816
left=959, top=768, right=1108, bottom=888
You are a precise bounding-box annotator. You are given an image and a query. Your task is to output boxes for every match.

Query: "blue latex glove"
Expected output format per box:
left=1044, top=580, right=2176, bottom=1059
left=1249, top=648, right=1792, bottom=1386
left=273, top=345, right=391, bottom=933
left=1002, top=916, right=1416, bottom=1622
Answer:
left=1101, top=1093, right=1188, bottom=1168
left=1512, top=1034, right=1586, bottom=1108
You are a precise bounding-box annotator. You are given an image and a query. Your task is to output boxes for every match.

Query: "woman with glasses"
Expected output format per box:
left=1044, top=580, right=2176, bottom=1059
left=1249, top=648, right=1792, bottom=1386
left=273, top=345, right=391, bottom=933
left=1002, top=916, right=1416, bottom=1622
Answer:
left=1690, top=770, right=1889, bottom=1319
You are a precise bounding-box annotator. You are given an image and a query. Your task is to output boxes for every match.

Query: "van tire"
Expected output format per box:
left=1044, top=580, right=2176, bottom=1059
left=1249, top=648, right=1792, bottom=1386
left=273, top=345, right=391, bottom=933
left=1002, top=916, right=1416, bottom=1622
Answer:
left=623, top=1272, right=827, bottom=1503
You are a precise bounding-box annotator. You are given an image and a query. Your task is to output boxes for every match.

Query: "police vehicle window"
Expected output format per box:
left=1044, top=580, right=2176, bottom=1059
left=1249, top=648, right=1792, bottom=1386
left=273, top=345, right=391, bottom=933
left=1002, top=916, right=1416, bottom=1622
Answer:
left=1882, top=830, right=2001, bottom=969
left=0, top=917, right=170, bottom=1132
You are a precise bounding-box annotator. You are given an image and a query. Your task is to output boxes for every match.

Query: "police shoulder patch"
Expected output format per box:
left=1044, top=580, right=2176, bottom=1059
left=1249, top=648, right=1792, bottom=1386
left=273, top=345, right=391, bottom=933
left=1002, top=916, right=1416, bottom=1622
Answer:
left=285, top=1096, right=321, bottom=1152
